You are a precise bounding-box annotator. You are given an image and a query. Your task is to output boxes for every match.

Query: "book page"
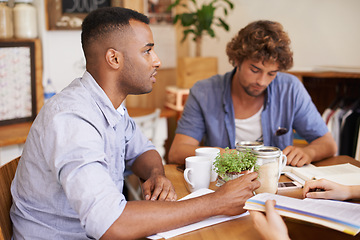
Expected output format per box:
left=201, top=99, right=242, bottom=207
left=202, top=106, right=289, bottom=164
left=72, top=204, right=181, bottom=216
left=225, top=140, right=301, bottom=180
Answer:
left=283, top=164, right=316, bottom=181
left=244, top=193, right=360, bottom=235
left=322, top=173, right=360, bottom=185
left=282, top=164, right=316, bottom=174
left=303, top=198, right=360, bottom=223
left=290, top=163, right=360, bottom=185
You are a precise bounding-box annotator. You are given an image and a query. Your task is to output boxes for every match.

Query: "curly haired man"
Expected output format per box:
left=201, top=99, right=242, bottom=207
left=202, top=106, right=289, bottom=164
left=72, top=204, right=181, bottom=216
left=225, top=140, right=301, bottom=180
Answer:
left=169, top=20, right=336, bottom=167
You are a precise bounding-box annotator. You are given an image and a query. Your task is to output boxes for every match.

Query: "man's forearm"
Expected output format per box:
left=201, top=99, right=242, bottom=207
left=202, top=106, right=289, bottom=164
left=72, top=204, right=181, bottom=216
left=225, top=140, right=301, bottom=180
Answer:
left=131, top=149, right=165, bottom=180
left=168, top=143, right=198, bottom=164
left=304, top=132, right=337, bottom=162
left=101, top=192, right=220, bottom=240
left=168, top=134, right=201, bottom=164
left=169, top=144, right=228, bottom=164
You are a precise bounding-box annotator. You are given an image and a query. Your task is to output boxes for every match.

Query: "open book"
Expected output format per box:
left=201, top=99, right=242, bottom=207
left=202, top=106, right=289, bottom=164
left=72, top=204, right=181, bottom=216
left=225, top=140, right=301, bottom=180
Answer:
left=283, top=163, right=360, bottom=186
left=244, top=193, right=360, bottom=236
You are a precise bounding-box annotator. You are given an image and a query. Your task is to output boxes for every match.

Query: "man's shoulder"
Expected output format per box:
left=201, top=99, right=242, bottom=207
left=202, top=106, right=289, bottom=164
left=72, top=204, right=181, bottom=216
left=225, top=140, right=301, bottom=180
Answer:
left=270, top=72, right=303, bottom=90
left=192, top=70, right=233, bottom=92
left=274, top=72, right=300, bottom=84
left=268, top=72, right=310, bottom=104
left=39, top=78, right=101, bottom=125
left=194, top=74, right=223, bottom=86
left=50, top=79, right=93, bottom=111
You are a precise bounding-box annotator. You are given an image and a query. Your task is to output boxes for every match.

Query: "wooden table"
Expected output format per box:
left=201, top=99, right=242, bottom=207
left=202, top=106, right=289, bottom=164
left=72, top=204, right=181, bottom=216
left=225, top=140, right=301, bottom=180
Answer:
left=162, top=156, right=360, bottom=240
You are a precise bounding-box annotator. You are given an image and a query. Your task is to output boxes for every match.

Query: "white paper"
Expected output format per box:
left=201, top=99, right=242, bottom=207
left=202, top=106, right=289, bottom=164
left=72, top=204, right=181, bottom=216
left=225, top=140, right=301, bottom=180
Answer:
left=147, top=188, right=249, bottom=239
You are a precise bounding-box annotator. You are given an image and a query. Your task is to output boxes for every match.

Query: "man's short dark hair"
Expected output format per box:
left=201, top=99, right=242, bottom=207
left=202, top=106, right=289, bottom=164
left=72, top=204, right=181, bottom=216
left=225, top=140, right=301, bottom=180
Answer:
left=226, top=20, right=293, bottom=71
left=81, top=7, right=149, bottom=57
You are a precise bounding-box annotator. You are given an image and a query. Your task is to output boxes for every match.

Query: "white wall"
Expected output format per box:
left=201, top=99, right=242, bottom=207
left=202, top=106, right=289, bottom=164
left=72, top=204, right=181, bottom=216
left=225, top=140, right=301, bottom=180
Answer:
left=200, top=0, right=360, bottom=74
left=37, top=0, right=360, bottom=91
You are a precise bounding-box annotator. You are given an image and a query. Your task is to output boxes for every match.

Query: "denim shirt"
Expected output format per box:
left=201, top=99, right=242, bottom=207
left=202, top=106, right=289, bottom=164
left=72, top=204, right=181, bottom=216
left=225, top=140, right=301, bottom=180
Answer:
left=10, top=71, right=155, bottom=239
left=176, top=68, right=328, bottom=150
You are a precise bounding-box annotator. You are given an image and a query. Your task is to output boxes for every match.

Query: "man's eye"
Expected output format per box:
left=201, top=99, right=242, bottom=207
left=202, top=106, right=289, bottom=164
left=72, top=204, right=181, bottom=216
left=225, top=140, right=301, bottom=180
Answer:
left=251, top=68, right=259, bottom=73
left=268, top=72, right=277, bottom=77
left=145, top=48, right=151, bottom=54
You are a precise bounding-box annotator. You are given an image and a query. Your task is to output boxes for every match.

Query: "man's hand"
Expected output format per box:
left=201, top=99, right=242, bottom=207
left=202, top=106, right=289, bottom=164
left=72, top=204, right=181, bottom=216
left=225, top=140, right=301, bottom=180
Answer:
left=142, top=175, right=177, bottom=201
left=282, top=146, right=311, bottom=167
left=130, top=150, right=177, bottom=201
left=283, top=132, right=337, bottom=167
left=212, top=172, right=260, bottom=216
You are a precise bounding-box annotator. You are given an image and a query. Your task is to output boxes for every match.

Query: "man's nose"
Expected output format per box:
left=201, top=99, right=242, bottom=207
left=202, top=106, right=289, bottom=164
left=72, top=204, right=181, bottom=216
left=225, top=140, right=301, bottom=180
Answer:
left=256, top=73, right=267, bottom=86
left=152, top=52, right=161, bottom=68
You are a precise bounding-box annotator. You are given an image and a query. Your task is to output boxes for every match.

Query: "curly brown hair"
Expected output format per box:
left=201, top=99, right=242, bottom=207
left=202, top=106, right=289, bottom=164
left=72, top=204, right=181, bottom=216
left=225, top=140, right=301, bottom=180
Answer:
left=226, top=20, right=293, bottom=71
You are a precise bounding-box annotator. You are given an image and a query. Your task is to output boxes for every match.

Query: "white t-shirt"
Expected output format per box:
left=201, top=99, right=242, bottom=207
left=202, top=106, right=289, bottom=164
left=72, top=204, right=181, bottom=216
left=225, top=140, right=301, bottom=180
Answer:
left=235, top=105, right=263, bottom=144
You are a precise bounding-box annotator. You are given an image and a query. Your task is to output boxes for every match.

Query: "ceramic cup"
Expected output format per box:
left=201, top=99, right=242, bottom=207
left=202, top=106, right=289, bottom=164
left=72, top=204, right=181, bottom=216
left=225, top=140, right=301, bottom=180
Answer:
left=195, top=147, right=220, bottom=182
left=252, top=146, right=287, bottom=194
left=184, top=156, right=212, bottom=192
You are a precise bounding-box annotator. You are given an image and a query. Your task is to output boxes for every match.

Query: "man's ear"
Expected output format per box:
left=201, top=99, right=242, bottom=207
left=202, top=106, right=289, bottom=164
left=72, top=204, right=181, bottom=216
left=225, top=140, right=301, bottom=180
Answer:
left=234, top=60, right=240, bottom=68
left=106, top=48, right=124, bottom=70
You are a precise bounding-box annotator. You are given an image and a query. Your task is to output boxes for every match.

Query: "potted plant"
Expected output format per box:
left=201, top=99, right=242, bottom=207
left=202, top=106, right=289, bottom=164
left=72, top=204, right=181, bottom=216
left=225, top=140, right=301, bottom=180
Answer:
left=214, top=148, right=258, bottom=184
left=168, top=0, right=234, bottom=89
left=169, top=0, right=234, bottom=57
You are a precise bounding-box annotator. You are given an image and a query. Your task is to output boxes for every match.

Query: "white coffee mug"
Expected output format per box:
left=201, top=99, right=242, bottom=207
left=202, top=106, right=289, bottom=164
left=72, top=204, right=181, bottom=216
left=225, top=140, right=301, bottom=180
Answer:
left=195, top=147, right=220, bottom=182
left=184, top=156, right=212, bottom=192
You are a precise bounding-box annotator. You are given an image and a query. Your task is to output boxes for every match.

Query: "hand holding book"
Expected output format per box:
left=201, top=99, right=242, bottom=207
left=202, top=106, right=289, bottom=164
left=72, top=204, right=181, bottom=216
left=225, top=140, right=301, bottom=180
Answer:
left=249, top=200, right=290, bottom=240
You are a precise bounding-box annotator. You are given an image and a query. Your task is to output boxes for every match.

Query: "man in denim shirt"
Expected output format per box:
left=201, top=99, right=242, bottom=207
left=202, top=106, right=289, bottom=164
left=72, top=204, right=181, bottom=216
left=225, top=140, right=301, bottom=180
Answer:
left=10, top=7, right=261, bottom=239
left=169, top=20, right=337, bottom=167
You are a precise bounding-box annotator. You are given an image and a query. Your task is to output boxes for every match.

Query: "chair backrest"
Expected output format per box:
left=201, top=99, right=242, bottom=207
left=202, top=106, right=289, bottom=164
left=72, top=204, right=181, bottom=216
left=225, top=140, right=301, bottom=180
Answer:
left=132, top=108, right=161, bottom=142
left=132, top=108, right=166, bottom=165
left=0, top=157, right=20, bottom=240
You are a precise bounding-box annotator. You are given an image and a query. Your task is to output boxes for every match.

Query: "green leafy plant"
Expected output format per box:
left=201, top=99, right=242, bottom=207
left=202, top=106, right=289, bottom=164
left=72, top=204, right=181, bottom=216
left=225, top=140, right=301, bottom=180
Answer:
left=214, top=148, right=258, bottom=182
left=168, top=0, right=234, bottom=57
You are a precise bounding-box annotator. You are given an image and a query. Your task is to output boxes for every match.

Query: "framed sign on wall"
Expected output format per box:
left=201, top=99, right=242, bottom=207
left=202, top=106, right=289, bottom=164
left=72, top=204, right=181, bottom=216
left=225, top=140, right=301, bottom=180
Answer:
left=0, top=41, right=37, bottom=126
left=45, top=0, right=124, bottom=30
left=145, top=0, right=173, bottom=25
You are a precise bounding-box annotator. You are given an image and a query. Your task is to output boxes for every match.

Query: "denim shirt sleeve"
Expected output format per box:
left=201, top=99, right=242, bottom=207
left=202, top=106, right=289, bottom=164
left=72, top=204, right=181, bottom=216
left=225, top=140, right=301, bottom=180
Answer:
left=42, top=109, right=126, bottom=239
left=176, top=86, right=207, bottom=142
left=176, top=70, right=236, bottom=148
left=292, top=77, right=329, bottom=141
left=123, top=111, right=156, bottom=170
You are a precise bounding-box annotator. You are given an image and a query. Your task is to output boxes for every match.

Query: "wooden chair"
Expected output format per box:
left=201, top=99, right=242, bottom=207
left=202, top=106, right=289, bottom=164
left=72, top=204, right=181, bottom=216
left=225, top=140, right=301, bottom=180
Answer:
left=0, top=157, right=20, bottom=240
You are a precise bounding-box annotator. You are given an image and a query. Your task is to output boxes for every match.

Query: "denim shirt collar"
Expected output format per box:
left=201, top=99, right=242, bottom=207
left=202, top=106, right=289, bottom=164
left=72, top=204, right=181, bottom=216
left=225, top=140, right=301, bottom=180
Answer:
left=226, top=67, right=271, bottom=110
left=222, top=67, right=272, bottom=147
left=80, top=71, right=123, bottom=128
left=222, top=68, right=236, bottom=148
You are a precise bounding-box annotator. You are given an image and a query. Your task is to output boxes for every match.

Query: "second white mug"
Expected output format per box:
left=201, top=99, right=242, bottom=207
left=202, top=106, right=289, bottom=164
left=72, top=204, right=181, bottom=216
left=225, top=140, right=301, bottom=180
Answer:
left=195, top=147, right=220, bottom=182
